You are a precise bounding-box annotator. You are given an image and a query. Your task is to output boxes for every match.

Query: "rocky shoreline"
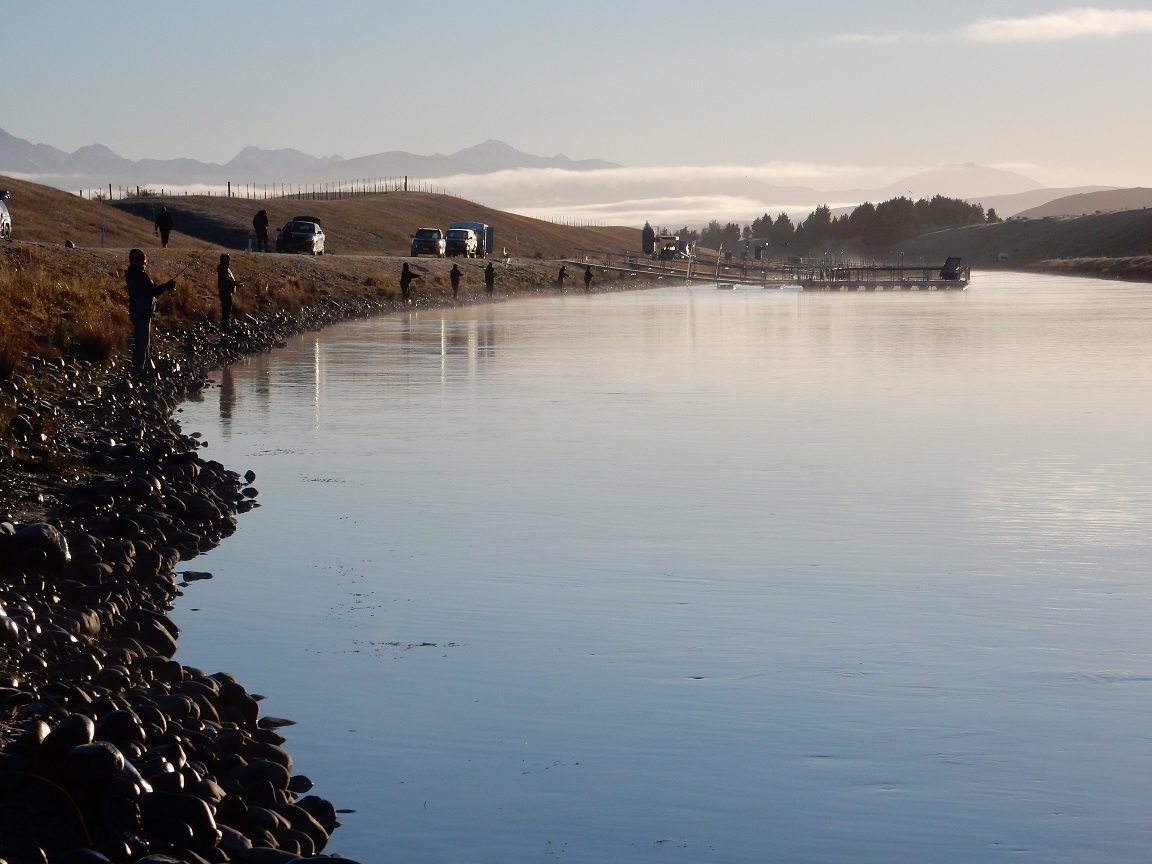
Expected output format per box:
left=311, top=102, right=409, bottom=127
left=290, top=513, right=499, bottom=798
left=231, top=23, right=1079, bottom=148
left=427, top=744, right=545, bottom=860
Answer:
left=0, top=265, right=659, bottom=863
left=0, top=299, right=379, bottom=862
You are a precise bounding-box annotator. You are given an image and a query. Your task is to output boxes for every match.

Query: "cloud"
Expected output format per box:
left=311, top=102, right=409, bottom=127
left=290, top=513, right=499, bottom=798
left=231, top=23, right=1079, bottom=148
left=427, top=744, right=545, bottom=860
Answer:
left=837, top=7, right=1152, bottom=45
left=960, top=7, right=1152, bottom=42
left=422, top=164, right=910, bottom=229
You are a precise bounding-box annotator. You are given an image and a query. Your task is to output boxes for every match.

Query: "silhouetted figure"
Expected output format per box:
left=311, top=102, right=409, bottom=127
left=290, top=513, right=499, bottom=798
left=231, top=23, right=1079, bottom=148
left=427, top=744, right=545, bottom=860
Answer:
left=216, top=253, right=241, bottom=332
left=584, top=265, right=593, bottom=291
left=484, top=262, right=495, bottom=294
left=450, top=263, right=462, bottom=299
left=252, top=209, right=270, bottom=252
left=557, top=265, right=567, bottom=288
left=125, top=248, right=175, bottom=373
left=400, top=262, right=421, bottom=303
left=154, top=206, right=174, bottom=248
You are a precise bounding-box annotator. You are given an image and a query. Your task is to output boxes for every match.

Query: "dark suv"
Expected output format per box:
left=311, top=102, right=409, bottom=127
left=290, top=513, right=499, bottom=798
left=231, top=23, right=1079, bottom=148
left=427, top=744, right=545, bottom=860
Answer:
left=410, top=228, right=445, bottom=257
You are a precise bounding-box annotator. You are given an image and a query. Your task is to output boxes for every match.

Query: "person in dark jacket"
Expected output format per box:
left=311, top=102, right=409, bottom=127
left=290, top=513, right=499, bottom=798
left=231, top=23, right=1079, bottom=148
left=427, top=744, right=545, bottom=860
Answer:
left=449, top=263, right=462, bottom=300
left=400, top=262, right=420, bottom=304
left=154, top=206, right=174, bottom=248
left=126, top=248, right=175, bottom=373
left=252, top=209, right=270, bottom=252
left=557, top=265, right=567, bottom=288
left=484, top=262, right=495, bottom=294
left=583, top=265, right=593, bottom=291
left=216, top=253, right=241, bottom=332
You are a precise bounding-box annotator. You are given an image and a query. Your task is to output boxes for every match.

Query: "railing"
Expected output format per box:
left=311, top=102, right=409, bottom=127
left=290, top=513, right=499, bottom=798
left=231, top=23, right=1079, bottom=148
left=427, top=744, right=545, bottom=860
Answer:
left=572, top=249, right=961, bottom=287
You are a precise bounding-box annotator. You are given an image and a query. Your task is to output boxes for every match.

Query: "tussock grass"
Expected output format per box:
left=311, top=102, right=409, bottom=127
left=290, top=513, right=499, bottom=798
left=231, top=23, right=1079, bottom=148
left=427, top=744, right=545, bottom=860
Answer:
left=0, top=324, right=24, bottom=381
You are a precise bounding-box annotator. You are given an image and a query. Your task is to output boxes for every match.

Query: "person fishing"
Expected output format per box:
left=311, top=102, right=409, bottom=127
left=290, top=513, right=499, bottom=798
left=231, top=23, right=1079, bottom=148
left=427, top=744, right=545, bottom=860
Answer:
left=126, top=248, right=176, bottom=373
left=484, top=261, right=495, bottom=295
left=216, top=253, right=241, bottom=332
left=154, top=206, right=174, bottom=248
left=584, top=265, right=593, bottom=291
left=557, top=265, right=567, bottom=288
left=400, top=262, right=421, bottom=304
left=450, top=263, right=462, bottom=300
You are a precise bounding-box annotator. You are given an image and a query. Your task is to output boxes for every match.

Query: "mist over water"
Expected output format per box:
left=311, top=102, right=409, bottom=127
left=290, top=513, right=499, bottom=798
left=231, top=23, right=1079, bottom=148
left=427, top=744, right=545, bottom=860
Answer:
left=175, top=274, right=1152, bottom=863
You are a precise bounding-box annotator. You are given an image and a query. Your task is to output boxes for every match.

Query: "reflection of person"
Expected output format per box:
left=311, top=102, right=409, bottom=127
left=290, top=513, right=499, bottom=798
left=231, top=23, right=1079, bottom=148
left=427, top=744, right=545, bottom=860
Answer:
left=219, top=365, right=235, bottom=434
left=584, top=265, right=593, bottom=291
left=126, top=248, right=175, bottom=373
left=252, top=209, right=270, bottom=252
left=400, top=262, right=421, bottom=303
left=450, top=263, right=462, bottom=299
left=154, top=206, right=174, bottom=248
left=557, top=265, right=567, bottom=288
left=216, top=253, right=241, bottom=332
left=484, top=262, right=495, bottom=294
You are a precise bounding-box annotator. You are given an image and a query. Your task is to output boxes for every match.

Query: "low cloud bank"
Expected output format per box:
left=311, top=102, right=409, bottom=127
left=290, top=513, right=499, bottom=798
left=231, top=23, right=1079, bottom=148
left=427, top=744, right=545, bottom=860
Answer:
left=838, top=7, right=1152, bottom=44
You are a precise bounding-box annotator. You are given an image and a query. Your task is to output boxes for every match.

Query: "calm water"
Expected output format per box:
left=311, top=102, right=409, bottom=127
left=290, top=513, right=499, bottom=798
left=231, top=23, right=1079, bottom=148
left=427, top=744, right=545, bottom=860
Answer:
left=175, top=273, right=1152, bottom=863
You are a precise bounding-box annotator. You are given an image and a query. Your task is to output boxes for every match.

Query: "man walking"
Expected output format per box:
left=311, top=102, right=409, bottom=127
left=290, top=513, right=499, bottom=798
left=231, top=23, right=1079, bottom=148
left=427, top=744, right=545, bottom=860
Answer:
left=252, top=209, right=270, bottom=252
left=154, top=206, right=174, bottom=248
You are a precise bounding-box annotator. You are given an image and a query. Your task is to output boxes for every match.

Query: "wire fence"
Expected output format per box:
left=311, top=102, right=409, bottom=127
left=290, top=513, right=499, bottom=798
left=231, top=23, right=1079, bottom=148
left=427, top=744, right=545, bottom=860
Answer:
left=75, top=180, right=606, bottom=227
left=79, top=177, right=452, bottom=202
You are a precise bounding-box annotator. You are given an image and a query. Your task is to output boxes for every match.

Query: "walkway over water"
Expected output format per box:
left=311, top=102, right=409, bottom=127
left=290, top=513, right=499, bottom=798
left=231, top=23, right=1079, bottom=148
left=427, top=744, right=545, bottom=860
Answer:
left=570, top=248, right=970, bottom=290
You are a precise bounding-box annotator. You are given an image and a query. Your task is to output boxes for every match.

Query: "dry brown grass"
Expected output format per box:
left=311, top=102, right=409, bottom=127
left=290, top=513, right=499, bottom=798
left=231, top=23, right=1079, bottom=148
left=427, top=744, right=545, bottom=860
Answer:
left=894, top=208, right=1152, bottom=268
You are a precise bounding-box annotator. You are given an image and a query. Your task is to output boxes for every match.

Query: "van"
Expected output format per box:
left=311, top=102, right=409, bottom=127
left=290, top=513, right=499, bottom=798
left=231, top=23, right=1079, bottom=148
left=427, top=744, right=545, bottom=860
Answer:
left=0, top=191, right=11, bottom=240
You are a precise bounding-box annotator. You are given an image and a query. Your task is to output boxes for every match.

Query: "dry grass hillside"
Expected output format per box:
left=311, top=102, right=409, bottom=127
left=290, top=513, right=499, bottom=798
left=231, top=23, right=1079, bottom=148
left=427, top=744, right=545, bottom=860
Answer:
left=1, top=174, right=640, bottom=258
left=108, top=190, right=637, bottom=259
left=892, top=208, right=1152, bottom=271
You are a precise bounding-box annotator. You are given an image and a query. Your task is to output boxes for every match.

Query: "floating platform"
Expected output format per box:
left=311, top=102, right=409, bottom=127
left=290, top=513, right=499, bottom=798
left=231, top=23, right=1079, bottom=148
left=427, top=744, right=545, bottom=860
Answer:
left=567, top=253, right=970, bottom=292
left=797, top=258, right=969, bottom=291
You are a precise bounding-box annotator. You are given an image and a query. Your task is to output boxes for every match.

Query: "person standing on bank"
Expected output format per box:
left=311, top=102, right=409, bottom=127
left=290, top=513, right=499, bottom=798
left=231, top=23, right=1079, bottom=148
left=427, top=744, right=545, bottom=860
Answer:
left=557, top=265, right=568, bottom=288
left=584, top=265, right=593, bottom=291
left=400, top=262, right=421, bottom=304
left=216, top=253, right=241, bottom=332
left=126, top=248, right=176, bottom=373
left=252, top=209, right=270, bottom=252
left=484, top=261, right=495, bottom=295
left=154, top=206, right=174, bottom=248
left=449, top=263, right=462, bottom=300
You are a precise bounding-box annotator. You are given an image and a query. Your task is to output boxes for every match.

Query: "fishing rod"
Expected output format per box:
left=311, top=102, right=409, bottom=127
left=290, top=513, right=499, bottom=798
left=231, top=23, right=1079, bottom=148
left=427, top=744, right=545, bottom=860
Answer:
left=170, top=239, right=218, bottom=281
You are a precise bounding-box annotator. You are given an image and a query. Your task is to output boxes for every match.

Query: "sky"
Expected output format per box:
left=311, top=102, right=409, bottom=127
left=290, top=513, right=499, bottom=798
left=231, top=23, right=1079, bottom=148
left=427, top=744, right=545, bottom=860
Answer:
left=4, top=2, right=1152, bottom=196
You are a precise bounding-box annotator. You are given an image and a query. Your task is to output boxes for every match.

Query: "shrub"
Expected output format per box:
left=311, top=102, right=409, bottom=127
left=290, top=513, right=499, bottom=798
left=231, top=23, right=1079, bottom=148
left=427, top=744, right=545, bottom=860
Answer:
left=71, top=312, right=125, bottom=365
left=0, top=324, right=25, bottom=381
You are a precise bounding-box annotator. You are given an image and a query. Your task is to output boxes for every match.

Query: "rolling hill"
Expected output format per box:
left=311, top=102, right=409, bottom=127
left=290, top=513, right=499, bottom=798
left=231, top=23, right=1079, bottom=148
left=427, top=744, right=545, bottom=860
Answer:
left=1013, top=187, right=1152, bottom=219
left=0, top=173, right=640, bottom=257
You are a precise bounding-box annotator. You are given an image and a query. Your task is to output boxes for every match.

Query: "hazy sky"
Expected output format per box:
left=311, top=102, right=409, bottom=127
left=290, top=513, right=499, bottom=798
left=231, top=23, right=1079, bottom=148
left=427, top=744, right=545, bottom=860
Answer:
left=5, top=2, right=1152, bottom=189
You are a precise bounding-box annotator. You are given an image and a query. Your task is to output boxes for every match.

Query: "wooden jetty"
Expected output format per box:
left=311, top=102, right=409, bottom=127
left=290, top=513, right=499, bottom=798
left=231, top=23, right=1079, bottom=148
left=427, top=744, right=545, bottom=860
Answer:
left=568, top=249, right=970, bottom=291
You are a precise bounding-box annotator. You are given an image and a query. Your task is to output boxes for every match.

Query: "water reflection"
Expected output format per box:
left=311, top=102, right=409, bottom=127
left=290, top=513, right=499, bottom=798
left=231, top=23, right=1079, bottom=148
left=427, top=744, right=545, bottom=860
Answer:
left=176, top=275, right=1152, bottom=864
left=218, top=365, right=234, bottom=437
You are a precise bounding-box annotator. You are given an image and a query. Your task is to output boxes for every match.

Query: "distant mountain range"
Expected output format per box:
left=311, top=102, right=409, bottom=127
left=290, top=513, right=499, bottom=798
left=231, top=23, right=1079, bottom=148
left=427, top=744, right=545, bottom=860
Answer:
left=0, top=126, right=1130, bottom=225
left=0, top=127, right=619, bottom=188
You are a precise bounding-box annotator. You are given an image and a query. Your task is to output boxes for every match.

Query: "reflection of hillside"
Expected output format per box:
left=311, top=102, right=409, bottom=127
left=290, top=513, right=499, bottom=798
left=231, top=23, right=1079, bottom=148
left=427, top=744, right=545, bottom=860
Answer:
left=208, top=313, right=501, bottom=413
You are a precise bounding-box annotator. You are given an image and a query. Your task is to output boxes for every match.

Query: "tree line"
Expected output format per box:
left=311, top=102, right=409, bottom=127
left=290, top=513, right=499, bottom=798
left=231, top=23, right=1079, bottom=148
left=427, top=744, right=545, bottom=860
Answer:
left=654, top=195, right=1001, bottom=257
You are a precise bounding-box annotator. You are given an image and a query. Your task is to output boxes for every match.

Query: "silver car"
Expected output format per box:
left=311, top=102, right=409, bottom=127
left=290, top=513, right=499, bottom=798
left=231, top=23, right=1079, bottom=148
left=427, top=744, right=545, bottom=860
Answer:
left=0, top=191, right=11, bottom=240
left=276, top=219, right=325, bottom=255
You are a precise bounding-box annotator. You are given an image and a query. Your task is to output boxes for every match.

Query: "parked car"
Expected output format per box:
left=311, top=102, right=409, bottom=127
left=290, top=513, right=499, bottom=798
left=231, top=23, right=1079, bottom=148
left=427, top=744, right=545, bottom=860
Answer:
left=276, top=217, right=325, bottom=254
left=0, top=190, right=11, bottom=240
left=445, top=227, right=478, bottom=258
left=410, top=227, right=446, bottom=257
